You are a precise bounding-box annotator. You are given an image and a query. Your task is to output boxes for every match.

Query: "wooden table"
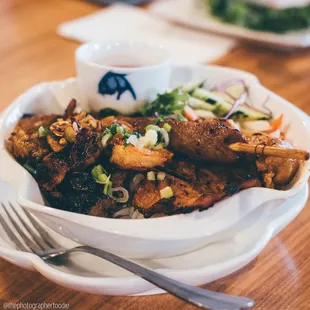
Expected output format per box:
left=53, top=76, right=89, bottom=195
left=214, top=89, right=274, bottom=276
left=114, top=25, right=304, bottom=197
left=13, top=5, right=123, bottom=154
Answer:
left=1, top=1, right=310, bottom=309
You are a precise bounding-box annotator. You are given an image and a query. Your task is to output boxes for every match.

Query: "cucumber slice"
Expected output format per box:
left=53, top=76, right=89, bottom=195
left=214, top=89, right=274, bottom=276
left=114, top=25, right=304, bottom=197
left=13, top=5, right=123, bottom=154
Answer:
left=181, top=81, right=205, bottom=94
left=191, top=88, right=224, bottom=105
left=189, top=88, right=271, bottom=120
left=194, top=110, right=217, bottom=119
left=231, top=105, right=271, bottom=121
left=188, top=97, right=214, bottom=111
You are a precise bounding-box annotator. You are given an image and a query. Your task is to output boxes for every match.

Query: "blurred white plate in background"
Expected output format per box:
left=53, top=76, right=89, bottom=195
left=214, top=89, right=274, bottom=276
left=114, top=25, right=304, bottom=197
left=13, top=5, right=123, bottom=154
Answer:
left=150, top=0, right=310, bottom=49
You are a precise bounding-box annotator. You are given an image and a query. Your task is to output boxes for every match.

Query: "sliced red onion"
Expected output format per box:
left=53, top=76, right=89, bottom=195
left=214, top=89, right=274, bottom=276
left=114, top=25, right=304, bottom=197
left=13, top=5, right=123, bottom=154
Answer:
left=224, top=92, right=247, bottom=120
left=131, top=209, right=144, bottom=219
left=243, top=102, right=273, bottom=118
left=214, top=79, right=272, bottom=120
left=113, top=206, right=130, bottom=218
left=222, top=90, right=238, bottom=101
left=214, top=79, right=247, bottom=103
left=130, top=173, right=145, bottom=192
left=261, top=95, right=273, bottom=117
left=109, top=187, right=129, bottom=203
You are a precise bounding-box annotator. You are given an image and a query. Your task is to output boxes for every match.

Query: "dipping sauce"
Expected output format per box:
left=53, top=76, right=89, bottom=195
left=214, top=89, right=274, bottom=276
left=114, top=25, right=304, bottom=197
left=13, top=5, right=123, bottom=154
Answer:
left=93, top=54, right=152, bottom=68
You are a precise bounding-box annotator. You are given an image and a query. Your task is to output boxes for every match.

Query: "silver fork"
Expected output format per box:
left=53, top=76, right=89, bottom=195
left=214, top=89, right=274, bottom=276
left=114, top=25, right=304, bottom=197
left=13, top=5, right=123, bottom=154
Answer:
left=0, top=202, right=254, bottom=310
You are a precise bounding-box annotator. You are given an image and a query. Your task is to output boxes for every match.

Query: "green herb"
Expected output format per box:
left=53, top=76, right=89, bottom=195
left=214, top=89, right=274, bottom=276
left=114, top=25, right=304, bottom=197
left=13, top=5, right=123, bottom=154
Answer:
left=99, top=108, right=120, bottom=118
left=207, top=0, right=310, bottom=33
left=140, top=89, right=189, bottom=117
left=152, top=116, right=168, bottom=125
left=103, top=124, right=132, bottom=138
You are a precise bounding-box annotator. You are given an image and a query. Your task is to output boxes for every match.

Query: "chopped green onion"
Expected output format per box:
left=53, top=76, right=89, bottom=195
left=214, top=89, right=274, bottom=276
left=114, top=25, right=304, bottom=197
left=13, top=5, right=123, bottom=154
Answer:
left=146, top=124, right=160, bottom=132
left=160, top=186, right=174, bottom=199
left=92, top=165, right=103, bottom=178
left=91, top=165, right=108, bottom=184
left=126, top=134, right=138, bottom=147
left=157, top=172, right=166, bottom=181
left=97, top=174, right=108, bottom=184
left=144, top=130, right=158, bottom=147
left=163, top=123, right=171, bottom=132
left=147, top=171, right=156, bottom=181
left=104, top=176, right=113, bottom=195
left=101, top=133, right=112, bottom=148
left=38, top=126, right=49, bottom=137
left=116, top=126, right=125, bottom=134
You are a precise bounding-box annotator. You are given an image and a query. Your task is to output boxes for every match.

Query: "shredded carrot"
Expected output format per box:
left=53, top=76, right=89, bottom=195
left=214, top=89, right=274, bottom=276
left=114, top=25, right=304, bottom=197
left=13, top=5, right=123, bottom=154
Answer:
left=265, top=114, right=283, bottom=134
left=183, top=106, right=198, bottom=121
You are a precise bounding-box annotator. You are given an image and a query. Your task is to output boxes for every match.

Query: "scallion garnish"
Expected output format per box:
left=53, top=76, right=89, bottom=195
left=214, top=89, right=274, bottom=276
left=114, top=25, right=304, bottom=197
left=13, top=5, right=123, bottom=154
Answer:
left=160, top=186, right=174, bottom=199
left=147, top=171, right=156, bottom=181
left=38, top=126, right=50, bottom=137
left=163, top=123, right=172, bottom=133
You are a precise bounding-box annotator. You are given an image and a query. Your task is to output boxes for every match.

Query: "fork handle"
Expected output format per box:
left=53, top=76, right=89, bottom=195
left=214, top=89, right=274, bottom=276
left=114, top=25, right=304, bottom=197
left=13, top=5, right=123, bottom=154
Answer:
left=41, top=245, right=253, bottom=310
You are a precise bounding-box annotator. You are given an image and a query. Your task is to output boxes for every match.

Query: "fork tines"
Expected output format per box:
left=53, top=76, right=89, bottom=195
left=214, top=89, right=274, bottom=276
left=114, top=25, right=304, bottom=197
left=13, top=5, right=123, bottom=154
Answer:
left=0, top=202, right=60, bottom=254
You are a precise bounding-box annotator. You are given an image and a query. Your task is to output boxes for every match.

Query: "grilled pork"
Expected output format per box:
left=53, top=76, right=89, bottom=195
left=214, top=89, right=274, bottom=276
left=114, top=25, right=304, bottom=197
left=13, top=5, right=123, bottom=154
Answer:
left=132, top=160, right=261, bottom=217
left=247, top=133, right=300, bottom=188
left=6, top=114, right=58, bottom=162
left=108, top=134, right=173, bottom=170
left=113, top=117, right=247, bottom=164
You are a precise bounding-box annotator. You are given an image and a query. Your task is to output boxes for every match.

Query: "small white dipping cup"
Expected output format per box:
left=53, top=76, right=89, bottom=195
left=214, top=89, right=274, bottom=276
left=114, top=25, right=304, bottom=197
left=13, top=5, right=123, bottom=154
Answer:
left=75, top=42, right=172, bottom=115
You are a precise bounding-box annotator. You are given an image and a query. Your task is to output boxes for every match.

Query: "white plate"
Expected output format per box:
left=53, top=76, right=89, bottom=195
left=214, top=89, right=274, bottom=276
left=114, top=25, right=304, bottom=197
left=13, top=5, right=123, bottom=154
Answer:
left=150, top=0, right=310, bottom=49
left=0, top=179, right=308, bottom=295
left=0, top=65, right=309, bottom=259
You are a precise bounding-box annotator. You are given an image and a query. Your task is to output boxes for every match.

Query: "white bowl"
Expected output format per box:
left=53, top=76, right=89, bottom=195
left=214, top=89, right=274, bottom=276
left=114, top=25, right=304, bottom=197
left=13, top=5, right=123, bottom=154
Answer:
left=0, top=65, right=309, bottom=259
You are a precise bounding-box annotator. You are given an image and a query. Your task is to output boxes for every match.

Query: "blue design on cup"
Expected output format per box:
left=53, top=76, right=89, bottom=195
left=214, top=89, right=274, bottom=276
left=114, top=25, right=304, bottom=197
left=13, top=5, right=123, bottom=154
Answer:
left=98, top=71, right=136, bottom=100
